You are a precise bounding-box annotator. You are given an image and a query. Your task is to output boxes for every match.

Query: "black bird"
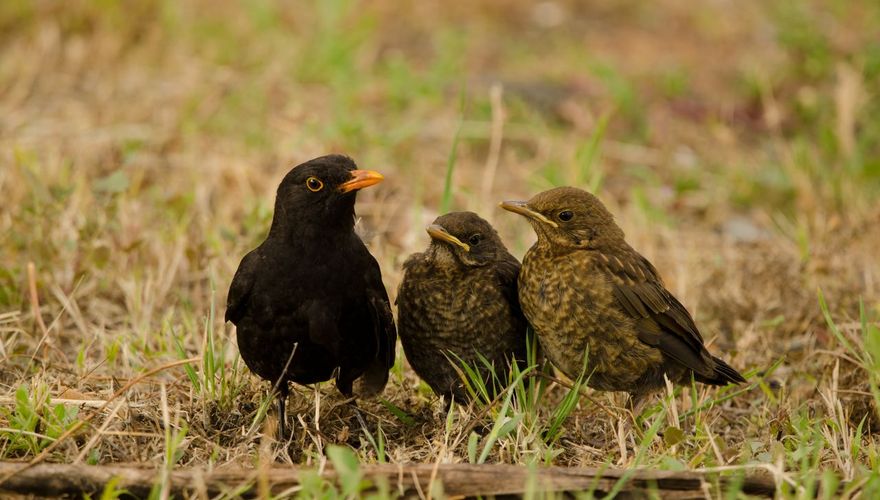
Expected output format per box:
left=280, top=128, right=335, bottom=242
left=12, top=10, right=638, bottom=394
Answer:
left=501, top=187, right=745, bottom=412
left=225, top=155, right=397, bottom=435
left=396, top=211, right=530, bottom=404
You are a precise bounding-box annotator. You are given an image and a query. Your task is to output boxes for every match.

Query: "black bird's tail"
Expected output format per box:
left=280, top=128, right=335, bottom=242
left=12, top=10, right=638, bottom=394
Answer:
left=695, top=355, right=747, bottom=386
left=352, top=356, right=391, bottom=398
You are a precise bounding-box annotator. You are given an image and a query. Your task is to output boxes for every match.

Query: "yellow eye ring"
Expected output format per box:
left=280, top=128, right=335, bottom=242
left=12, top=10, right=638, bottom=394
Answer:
left=306, top=176, right=323, bottom=192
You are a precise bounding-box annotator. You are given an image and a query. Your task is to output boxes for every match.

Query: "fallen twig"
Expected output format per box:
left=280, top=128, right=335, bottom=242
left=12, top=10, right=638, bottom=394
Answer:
left=0, top=462, right=779, bottom=498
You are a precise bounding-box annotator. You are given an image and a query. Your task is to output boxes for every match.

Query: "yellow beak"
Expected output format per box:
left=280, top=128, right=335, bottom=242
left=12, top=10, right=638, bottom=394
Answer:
left=426, top=224, right=470, bottom=252
left=499, top=200, right=558, bottom=227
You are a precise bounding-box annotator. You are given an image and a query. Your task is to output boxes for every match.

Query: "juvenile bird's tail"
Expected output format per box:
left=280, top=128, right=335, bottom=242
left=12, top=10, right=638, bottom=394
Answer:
left=695, top=356, right=747, bottom=386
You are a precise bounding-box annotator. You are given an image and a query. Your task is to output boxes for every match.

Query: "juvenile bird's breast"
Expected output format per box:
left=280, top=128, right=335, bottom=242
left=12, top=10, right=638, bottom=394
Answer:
left=519, top=246, right=659, bottom=389
left=397, top=258, right=524, bottom=400
left=398, top=263, right=509, bottom=352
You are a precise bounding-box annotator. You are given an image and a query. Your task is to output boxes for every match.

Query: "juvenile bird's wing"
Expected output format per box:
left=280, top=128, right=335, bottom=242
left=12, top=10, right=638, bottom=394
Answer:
left=596, top=247, right=715, bottom=378
left=395, top=253, right=423, bottom=306
left=494, top=254, right=523, bottom=316
left=494, top=253, right=534, bottom=365
left=225, top=249, right=260, bottom=324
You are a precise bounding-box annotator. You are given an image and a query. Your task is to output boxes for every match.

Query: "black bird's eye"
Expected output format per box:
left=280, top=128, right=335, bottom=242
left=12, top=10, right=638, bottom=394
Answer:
left=306, top=177, right=324, bottom=192
left=558, top=210, right=574, bottom=222
left=468, top=234, right=482, bottom=246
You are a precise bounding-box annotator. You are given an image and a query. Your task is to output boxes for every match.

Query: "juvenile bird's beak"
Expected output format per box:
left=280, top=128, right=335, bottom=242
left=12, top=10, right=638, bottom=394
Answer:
left=499, top=200, right=559, bottom=228
left=426, top=224, right=470, bottom=252
left=339, top=170, right=384, bottom=193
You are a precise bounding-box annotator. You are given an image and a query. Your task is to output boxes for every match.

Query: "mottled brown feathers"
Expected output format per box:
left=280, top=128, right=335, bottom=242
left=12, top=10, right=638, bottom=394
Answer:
left=396, top=212, right=531, bottom=404
left=503, top=187, right=745, bottom=399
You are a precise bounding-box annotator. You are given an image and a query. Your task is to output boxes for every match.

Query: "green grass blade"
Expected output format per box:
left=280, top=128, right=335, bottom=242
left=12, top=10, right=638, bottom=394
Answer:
left=440, top=87, right=466, bottom=213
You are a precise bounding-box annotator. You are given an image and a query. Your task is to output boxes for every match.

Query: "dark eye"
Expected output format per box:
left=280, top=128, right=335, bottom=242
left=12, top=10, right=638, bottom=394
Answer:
left=306, top=177, right=324, bottom=192
left=558, top=210, right=573, bottom=222
left=468, top=234, right=482, bottom=246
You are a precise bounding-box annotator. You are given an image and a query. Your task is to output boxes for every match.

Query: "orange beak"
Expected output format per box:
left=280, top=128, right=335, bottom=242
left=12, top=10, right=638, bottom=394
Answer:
left=339, top=170, right=385, bottom=193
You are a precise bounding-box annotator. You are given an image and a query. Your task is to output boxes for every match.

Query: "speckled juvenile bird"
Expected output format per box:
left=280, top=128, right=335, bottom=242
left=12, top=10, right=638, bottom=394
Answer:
left=226, top=155, right=396, bottom=436
left=396, top=211, right=531, bottom=404
left=501, top=187, right=745, bottom=410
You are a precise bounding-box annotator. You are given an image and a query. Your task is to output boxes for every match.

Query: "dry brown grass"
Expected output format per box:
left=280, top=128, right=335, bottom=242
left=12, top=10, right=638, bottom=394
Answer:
left=2, top=0, right=879, bottom=497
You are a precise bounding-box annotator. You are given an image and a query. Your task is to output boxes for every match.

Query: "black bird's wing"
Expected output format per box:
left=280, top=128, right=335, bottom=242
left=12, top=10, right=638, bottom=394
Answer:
left=225, top=249, right=260, bottom=324
left=353, top=252, right=397, bottom=397
left=368, top=257, right=397, bottom=369
left=597, top=247, right=717, bottom=379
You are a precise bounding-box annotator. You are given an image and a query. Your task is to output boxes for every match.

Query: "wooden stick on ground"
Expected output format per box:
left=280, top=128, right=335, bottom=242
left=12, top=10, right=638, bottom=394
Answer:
left=0, top=462, right=778, bottom=498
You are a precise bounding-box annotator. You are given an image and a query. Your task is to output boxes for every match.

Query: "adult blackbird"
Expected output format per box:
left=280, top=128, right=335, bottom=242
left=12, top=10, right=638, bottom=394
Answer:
left=226, top=155, right=396, bottom=436
left=501, top=187, right=745, bottom=410
left=396, top=212, right=530, bottom=404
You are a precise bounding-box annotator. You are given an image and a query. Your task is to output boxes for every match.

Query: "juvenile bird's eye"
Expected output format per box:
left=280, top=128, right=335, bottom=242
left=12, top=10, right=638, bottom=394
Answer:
left=468, top=234, right=482, bottom=246
left=558, top=210, right=574, bottom=222
left=306, top=177, right=324, bottom=192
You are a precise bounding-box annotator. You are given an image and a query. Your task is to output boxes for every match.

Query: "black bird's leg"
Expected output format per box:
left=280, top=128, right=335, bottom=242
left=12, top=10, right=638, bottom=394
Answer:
left=274, top=342, right=297, bottom=439
left=349, top=398, right=363, bottom=419
left=441, top=393, right=454, bottom=413
left=276, top=383, right=290, bottom=438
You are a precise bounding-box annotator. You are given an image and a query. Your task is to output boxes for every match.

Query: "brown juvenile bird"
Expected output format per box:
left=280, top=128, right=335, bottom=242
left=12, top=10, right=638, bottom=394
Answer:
left=396, top=212, right=531, bottom=404
left=501, top=187, right=745, bottom=410
left=226, top=155, right=396, bottom=436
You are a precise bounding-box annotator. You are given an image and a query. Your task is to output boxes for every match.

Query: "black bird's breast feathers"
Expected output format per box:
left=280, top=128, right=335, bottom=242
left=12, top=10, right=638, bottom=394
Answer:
left=226, top=234, right=396, bottom=395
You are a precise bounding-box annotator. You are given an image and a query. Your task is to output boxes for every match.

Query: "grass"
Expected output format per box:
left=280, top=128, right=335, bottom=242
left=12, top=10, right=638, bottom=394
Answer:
left=1, top=0, right=880, bottom=497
